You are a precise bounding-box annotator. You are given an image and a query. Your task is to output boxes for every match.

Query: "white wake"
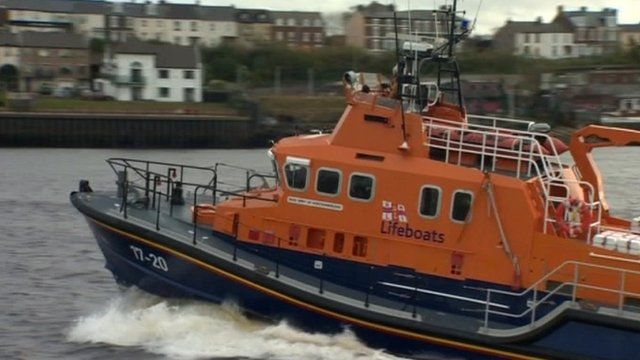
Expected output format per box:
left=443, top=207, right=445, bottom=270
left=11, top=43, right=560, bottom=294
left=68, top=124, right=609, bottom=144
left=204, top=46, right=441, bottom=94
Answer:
left=67, top=289, right=409, bottom=360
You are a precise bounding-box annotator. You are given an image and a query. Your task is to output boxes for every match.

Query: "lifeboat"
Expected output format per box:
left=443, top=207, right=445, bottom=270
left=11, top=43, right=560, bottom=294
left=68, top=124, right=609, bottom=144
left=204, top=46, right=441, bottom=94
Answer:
left=71, top=2, right=640, bottom=359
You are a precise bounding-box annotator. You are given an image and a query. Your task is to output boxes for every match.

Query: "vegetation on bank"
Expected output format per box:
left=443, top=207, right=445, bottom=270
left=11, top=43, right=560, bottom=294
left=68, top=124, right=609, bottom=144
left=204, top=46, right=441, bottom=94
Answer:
left=202, top=43, right=640, bottom=86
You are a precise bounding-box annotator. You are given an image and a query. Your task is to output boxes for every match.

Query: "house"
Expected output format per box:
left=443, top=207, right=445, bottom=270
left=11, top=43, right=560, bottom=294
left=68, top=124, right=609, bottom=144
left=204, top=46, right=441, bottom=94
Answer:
left=271, top=11, right=324, bottom=48
left=552, top=6, right=618, bottom=56
left=493, top=18, right=575, bottom=59
left=0, top=0, right=107, bottom=39
left=0, top=0, right=239, bottom=47
left=130, top=3, right=237, bottom=47
left=236, top=9, right=272, bottom=46
left=0, top=31, right=90, bottom=93
left=0, top=31, right=21, bottom=90
left=346, top=1, right=458, bottom=52
left=98, top=40, right=202, bottom=102
left=619, top=23, right=640, bottom=51
left=104, top=1, right=139, bottom=42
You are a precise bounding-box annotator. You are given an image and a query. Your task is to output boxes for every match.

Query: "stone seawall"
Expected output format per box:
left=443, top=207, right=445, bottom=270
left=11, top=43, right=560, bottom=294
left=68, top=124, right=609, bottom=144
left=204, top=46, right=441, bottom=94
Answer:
left=0, top=112, right=255, bottom=148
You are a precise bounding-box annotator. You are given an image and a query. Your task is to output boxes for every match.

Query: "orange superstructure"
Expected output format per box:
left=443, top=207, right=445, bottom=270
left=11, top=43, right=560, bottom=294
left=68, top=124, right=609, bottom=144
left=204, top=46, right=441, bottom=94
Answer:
left=195, top=76, right=640, bottom=310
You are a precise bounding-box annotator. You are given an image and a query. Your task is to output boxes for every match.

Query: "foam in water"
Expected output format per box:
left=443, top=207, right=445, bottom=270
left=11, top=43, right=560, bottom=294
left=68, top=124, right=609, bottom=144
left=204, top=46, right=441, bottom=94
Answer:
left=67, top=289, right=409, bottom=360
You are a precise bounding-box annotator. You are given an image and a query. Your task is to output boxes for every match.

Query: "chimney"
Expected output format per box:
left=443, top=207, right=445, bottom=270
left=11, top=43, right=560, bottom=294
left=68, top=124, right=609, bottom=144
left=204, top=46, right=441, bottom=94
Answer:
left=557, top=5, right=564, bottom=13
left=536, top=16, right=542, bottom=24
left=580, top=6, right=587, bottom=12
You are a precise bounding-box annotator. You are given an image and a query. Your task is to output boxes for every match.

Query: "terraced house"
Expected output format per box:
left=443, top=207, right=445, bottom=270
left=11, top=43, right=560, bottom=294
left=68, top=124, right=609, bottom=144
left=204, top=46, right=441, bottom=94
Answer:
left=0, top=31, right=89, bottom=93
left=271, top=11, right=324, bottom=48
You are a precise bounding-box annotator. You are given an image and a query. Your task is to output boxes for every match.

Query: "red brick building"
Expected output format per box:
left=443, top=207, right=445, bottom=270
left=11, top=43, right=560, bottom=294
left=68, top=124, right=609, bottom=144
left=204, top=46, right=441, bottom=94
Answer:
left=271, top=11, right=324, bottom=48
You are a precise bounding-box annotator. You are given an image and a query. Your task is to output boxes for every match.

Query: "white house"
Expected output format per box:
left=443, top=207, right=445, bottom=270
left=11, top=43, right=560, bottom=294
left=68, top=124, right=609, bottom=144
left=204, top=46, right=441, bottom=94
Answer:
left=131, top=3, right=237, bottom=47
left=494, top=18, right=577, bottom=59
left=99, top=40, right=202, bottom=102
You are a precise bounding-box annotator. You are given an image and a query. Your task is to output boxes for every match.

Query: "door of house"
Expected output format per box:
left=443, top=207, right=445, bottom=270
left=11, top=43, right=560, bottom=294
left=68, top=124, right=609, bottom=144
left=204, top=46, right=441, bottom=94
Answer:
left=184, top=88, right=195, bottom=102
left=131, top=87, right=142, bottom=101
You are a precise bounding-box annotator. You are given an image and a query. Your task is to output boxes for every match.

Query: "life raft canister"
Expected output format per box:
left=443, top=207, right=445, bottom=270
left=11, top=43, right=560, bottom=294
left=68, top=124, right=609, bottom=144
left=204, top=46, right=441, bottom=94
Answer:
left=555, top=197, right=593, bottom=238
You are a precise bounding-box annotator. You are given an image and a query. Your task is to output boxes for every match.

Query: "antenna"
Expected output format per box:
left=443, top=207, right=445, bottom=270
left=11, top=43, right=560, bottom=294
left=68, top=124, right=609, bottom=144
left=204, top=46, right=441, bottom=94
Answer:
left=471, top=0, right=483, bottom=31
left=448, top=0, right=457, bottom=58
left=392, top=0, right=409, bottom=149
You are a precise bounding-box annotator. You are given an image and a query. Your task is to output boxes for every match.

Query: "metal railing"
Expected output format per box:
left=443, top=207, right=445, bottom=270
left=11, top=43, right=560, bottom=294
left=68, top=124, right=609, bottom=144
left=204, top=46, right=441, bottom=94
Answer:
left=480, top=260, right=640, bottom=332
left=107, top=158, right=278, bottom=233
left=422, top=116, right=602, bottom=238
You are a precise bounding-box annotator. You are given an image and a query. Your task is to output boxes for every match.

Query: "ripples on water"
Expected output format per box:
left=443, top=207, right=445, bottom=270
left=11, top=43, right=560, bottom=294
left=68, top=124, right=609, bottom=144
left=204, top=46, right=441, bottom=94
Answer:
left=0, top=147, right=638, bottom=359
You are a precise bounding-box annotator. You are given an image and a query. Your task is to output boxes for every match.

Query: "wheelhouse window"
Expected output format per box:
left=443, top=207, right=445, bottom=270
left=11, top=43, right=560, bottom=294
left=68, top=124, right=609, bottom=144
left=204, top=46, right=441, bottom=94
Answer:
left=451, top=191, right=473, bottom=223
left=316, top=168, right=341, bottom=196
left=284, top=162, right=308, bottom=191
left=419, top=185, right=441, bottom=218
left=349, top=173, right=375, bottom=201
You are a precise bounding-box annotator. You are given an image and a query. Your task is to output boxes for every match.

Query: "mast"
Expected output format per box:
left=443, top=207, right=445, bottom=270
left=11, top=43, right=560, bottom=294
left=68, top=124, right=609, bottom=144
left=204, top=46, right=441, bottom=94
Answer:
left=392, top=0, right=469, bottom=113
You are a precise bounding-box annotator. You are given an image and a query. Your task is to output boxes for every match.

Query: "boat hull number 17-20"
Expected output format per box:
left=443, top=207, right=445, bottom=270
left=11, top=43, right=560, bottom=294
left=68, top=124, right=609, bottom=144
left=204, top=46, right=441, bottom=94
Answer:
left=130, top=245, right=169, bottom=272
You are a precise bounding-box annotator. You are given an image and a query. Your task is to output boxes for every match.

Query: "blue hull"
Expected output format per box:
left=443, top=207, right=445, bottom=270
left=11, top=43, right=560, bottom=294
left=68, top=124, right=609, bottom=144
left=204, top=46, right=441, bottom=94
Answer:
left=83, top=214, right=640, bottom=360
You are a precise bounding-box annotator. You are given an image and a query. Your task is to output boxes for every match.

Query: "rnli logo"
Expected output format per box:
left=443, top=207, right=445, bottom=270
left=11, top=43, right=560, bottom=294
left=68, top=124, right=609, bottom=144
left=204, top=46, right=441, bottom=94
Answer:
left=381, top=200, right=408, bottom=223
left=380, top=200, right=445, bottom=243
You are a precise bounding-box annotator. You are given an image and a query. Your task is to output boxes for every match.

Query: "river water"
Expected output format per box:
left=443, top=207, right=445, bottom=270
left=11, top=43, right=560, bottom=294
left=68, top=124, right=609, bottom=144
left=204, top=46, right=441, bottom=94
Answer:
left=0, top=147, right=638, bottom=360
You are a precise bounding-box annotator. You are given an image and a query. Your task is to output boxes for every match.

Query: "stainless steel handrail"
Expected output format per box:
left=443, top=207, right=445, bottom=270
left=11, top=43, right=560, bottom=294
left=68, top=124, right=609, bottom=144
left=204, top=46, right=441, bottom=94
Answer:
left=481, top=260, right=640, bottom=331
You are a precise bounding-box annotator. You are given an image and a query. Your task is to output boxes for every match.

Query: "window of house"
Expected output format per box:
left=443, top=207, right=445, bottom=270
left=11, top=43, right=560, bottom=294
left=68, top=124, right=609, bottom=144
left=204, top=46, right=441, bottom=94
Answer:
left=419, top=185, right=441, bottom=218
left=59, top=67, right=72, bottom=76
left=288, top=18, right=296, bottom=26
left=174, top=21, right=181, bottom=31
left=288, top=31, right=295, bottom=41
left=451, top=191, right=473, bottom=223
left=158, top=87, right=170, bottom=98
left=349, top=173, right=374, bottom=201
left=183, top=70, right=194, bottom=79
left=276, top=31, right=283, bottom=41
left=302, top=32, right=309, bottom=42
left=303, top=19, right=310, bottom=27
left=142, top=19, right=147, bottom=27
left=157, top=20, right=163, bottom=27
left=158, top=69, right=169, bottom=79
left=314, top=19, right=322, bottom=27
left=314, top=33, right=322, bottom=43
left=284, top=162, right=309, bottom=191
left=210, top=22, right=215, bottom=31
left=316, top=168, right=341, bottom=196
left=191, top=21, right=197, bottom=31
left=276, top=18, right=284, bottom=26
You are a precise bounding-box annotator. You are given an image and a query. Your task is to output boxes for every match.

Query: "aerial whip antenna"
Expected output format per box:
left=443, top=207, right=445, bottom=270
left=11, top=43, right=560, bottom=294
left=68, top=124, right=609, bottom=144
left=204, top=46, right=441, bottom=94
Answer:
left=472, top=0, right=483, bottom=31
left=392, top=0, right=409, bottom=150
